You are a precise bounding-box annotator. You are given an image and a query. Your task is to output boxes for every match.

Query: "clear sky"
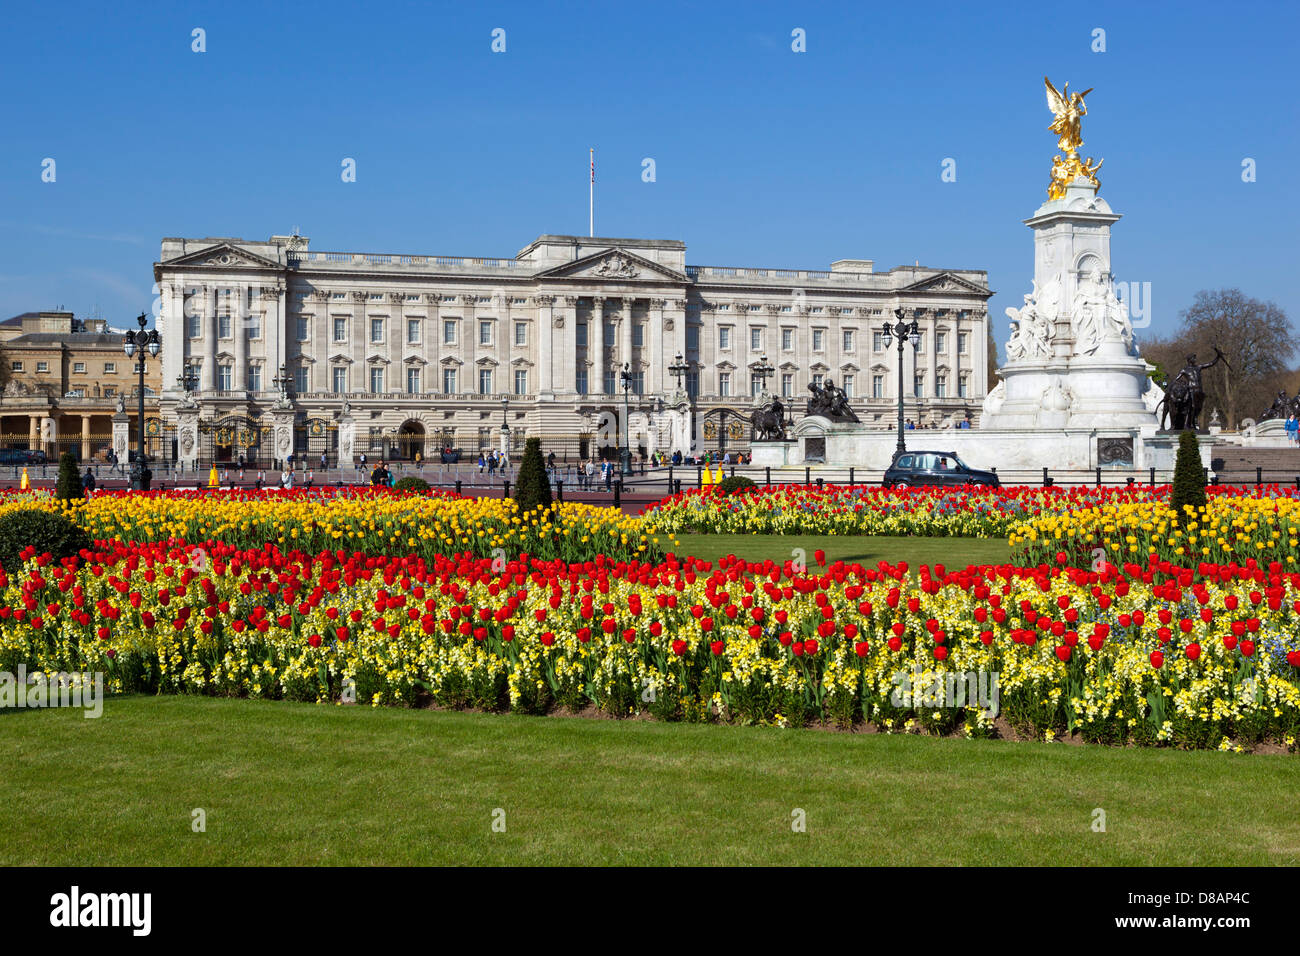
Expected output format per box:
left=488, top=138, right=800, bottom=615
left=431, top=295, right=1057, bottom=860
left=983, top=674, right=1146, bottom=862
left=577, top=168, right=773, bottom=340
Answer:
left=1, top=0, right=1295, bottom=357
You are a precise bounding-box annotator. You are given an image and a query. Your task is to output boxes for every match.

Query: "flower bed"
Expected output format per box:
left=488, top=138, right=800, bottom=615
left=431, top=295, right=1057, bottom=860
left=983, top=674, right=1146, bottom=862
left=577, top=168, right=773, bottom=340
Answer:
left=0, top=488, right=667, bottom=565
left=3, top=539, right=1297, bottom=751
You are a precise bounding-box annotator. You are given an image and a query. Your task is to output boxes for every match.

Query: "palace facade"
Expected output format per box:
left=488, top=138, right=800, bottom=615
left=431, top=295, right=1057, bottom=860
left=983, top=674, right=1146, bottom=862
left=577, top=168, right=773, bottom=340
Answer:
left=153, top=233, right=992, bottom=464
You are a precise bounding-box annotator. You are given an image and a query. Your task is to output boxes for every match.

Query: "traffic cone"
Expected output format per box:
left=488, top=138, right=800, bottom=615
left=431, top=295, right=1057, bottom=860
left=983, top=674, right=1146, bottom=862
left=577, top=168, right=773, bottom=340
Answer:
left=701, top=465, right=712, bottom=486
left=715, top=465, right=725, bottom=483
left=208, top=465, right=219, bottom=488
left=20, top=467, right=30, bottom=490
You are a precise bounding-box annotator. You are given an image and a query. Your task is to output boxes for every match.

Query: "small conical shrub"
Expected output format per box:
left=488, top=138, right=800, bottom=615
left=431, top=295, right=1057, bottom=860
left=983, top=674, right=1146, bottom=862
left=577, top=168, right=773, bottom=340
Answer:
left=1169, top=429, right=1206, bottom=525
left=513, top=437, right=552, bottom=513
left=55, top=451, right=83, bottom=500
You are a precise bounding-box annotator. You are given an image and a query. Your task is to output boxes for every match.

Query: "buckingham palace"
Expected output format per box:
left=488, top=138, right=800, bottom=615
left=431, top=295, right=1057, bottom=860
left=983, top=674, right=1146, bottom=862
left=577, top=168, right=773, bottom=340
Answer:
left=153, top=232, right=993, bottom=466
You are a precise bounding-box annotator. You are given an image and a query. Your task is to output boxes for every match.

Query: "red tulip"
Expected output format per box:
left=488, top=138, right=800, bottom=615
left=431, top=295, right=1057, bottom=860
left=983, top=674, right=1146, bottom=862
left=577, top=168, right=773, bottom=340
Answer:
left=1185, top=642, right=1201, bottom=661
left=1150, top=650, right=1164, bottom=669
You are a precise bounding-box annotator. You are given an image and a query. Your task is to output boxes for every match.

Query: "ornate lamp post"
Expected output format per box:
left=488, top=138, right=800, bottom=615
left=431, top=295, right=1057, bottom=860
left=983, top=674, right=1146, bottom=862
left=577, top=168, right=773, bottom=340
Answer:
left=880, top=308, right=921, bottom=455
left=618, top=362, right=633, bottom=476
left=500, top=394, right=510, bottom=460
left=176, top=363, right=199, bottom=403
left=122, top=312, right=160, bottom=490
left=271, top=363, right=293, bottom=403
left=751, top=352, right=775, bottom=397
left=668, top=352, right=689, bottom=392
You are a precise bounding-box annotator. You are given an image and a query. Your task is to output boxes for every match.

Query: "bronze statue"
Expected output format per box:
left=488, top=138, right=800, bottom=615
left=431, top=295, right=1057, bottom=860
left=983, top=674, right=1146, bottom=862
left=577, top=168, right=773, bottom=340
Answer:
left=1167, top=349, right=1227, bottom=430
left=750, top=396, right=787, bottom=441
left=806, top=379, right=860, bottom=423
left=1259, top=390, right=1291, bottom=422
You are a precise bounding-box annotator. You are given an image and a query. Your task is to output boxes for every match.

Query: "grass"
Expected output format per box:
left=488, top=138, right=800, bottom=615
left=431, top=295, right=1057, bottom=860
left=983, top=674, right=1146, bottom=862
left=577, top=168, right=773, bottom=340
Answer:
left=2, top=696, right=1296, bottom=866
left=672, top=533, right=1011, bottom=569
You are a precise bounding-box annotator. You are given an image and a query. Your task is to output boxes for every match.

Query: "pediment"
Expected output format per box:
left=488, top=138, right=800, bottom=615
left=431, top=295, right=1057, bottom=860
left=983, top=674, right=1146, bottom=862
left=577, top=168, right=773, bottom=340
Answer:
left=534, top=247, right=688, bottom=283
left=901, top=272, right=990, bottom=296
left=328, top=353, right=353, bottom=365
left=160, top=241, right=283, bottom=271
left=365, top=354, right=391, bottom=365
left=839, top=362, right=860, bottom=372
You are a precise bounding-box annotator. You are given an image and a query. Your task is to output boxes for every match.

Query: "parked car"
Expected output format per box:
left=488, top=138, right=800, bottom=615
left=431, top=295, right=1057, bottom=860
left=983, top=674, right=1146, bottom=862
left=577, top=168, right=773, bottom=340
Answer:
left=882, top=450, right=1000, bottom=488
left=0, top=448, right=44, bottom=466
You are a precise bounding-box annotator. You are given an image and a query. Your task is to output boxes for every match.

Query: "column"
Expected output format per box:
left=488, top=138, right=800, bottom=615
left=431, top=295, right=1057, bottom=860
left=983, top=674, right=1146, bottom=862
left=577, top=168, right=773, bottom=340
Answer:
left=162, top=280, right=184, bottom=398
left=460, top=295, right=476, bottom=396
left=28, top=415, right=39, bottom=451
left=234, top=284, right=248, bottom=395
left=619, top=297, right=632, bottom=388
left=267, top=282, right=285, bottom=394
left=80, top=415, right=91, bottom=461
left=558, top=295, right=578, bottom=396
left=929, top=309, right=940, bottom=418
left=202, top=285, right=218, bottom=391
left=352, top=292, right=367, bottom=395
left=315, top=294, right=331, bottom=393
left=648, top=298, right=665, bottom=395
left=590, top=297, right=605, bottom=396
left=536, top=295, right=554, bottom=396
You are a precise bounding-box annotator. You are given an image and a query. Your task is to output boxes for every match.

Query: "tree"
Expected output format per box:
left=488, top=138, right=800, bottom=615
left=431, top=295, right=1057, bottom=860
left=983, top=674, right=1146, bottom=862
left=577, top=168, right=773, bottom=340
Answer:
left=513, top=436, right=552, bottom=513
left=986, top=321, right=1000, bottom=386
left=1169, top=430, right=1207, bottom=525
left=55, top=451, right=83, bottom=500
left=1154, top=289, right=1294, bottom=429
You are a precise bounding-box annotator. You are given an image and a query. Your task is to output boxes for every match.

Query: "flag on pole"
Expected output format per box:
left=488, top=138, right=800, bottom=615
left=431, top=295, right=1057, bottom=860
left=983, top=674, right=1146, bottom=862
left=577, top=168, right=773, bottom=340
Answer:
left=590, top=149, right=595, bottom=183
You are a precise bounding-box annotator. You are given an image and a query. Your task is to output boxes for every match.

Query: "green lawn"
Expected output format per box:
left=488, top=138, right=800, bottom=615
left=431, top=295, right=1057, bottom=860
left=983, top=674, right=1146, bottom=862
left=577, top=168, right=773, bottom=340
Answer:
left=672, top=533, right=1011, bottom=569
left=3, top=696, right=1296, bottom=866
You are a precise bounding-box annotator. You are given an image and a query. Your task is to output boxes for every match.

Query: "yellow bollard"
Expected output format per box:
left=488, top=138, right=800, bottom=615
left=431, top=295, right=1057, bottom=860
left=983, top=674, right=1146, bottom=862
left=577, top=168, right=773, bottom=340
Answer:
left=715, top=465, right=725, bottom=483
left=20, top=467, right=30, bottom=490
left=701, top=464, right=712, bottom=486
left=208, top=465, right=219, bottom=488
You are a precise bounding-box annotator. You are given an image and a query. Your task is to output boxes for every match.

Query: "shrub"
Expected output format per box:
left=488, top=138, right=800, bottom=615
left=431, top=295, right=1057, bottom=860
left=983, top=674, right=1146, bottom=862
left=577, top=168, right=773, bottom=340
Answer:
left=55, top=451, right=83, bottom=501
left=393, top=476, right=430, bottom=494
left=1169, top=430, right=1206, bottom=523
left=514, top=436, right=552, bottom=513
left=0, top=508, right=90, bottom=571
left=715, top=475, right=758, bottom=497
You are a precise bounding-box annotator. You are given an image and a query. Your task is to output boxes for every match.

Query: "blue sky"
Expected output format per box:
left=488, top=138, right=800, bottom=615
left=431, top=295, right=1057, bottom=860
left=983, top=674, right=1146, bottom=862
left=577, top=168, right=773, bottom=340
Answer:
left=1, top=0, right=1295, bottom=356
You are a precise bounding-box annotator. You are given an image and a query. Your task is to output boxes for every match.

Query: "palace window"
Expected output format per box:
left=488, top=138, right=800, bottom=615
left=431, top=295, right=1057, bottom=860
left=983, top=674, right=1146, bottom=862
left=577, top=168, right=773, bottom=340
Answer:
left=369, top=367, right=384, bottom=393
left=577, top=322, right=588, bottom=347
left=959, top=373, right=969, bottom=398
left=73, top=362, right=85, bottom=374
left=603, top=322, right=615, bottom=348
left=782, top=328, right=793, bottom=351
left=332, top=367, right=348, bottom=393
left=873, top=331, right=884, bottom=352
left=9, top=361, right=20, bottom=372
left=36, top=361, right=48, bottom=373
left=333, top=318, right=347, bottom=342
left=514, top=369, right=528, bottom=395
left=782, top=373, right=793, bottom=397
left=104, top=362, right=116, bottom=374
left=936, top=331, right=947, bottom=353
left=187, top=315, right=201, bottom=338
left=218, top=365, right=233, bottom=391
left=915, top=333, right=926, bottom=353
left=812, top=329, right=824, bottom=351
left=842, top=375, right=854, bottom=398
left=479, top=369, right=493, bottom=394
left=603, top=369, right=617, bottom=394
left=247, top=365, right=262, bottom=392
left=843, top=330, right=854, bottom=352
left=294, top=367, right=308, bottom=392
left=408, top=319, right=421, bottom=344
left=631, top=371, right=644, bottom=394
left=719, top=372, right=731, bottom=396
left=686, top=370, right=699, bottom=398
left=812, top=373, right=824, bottom=389
left=443, top=368, right=458, bottom=393
left=958, top=332, right=969, bottom=354
left=407, top=368, right=421, bottom=394
left=633, top=324, right=644, bottom=348
left=718, top=327, right=731, bottom=350
left=370, top=318, right=384, bottom=343
left=575, top=368, right=588, bottom=395
left=936, top=373, right=947, bottom=398
left=248, top=314, right=262, bottom=339
left=218, top=315, right=232, bottom=339
left=872, top=374, right=884, bottom=398
left=296, top=317, right=310, bottom=341
left=750, top=328, right=762, bottom=350
left=479, top=321, right=492, bottom=346
left=515, top=322, right=527, bottom=346
left=686, top=326, right=700, bottom=351
left=913, top=374, right=924, bottom=398
left=751, top=374, right=763, bottom=396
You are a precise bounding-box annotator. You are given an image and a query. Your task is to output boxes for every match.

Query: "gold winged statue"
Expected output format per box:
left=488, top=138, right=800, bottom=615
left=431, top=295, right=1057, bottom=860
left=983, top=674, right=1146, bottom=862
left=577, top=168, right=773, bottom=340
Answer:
left=1044, top=77, right=1102, bottom=199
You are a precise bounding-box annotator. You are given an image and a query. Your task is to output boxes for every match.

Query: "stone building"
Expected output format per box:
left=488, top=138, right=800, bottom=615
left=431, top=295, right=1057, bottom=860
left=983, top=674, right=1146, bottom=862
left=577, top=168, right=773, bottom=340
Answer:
left=0, top=311, right=162, bottom=461
left=152, top=233, right=992, bottom=466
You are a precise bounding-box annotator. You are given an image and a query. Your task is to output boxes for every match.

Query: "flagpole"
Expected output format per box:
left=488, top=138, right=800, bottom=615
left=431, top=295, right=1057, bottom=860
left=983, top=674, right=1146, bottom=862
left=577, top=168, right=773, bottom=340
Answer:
left=589, top=148, right=594, bottom=237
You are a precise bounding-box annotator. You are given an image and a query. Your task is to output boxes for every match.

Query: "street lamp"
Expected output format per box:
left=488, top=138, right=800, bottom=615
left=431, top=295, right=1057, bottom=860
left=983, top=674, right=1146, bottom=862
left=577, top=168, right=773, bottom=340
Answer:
left=668, top=352, right=689, bottom=392
left=619, top=362, right=633, bottom=476
left=122, top=312, right=160, bottom=490
left=880, top=307, right=921, bottom=455
left=751, top=352, right=775, bottom=397
left=500, top=394, right=510, bottom=460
